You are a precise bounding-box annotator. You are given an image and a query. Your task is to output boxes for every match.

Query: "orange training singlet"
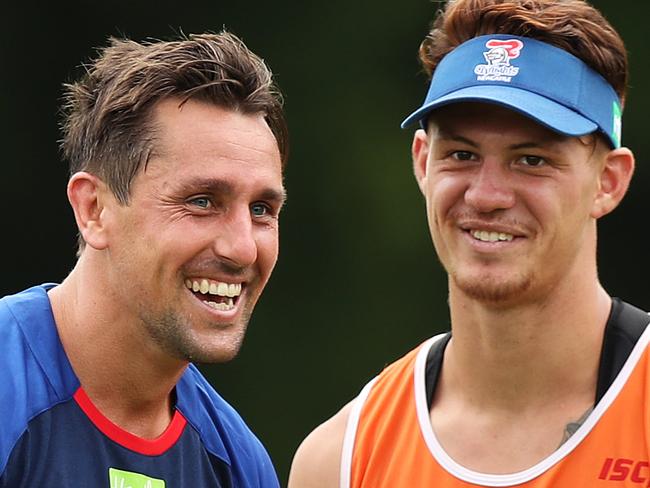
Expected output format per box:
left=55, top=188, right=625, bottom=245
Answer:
left=341, top=326, right=650, bottom=487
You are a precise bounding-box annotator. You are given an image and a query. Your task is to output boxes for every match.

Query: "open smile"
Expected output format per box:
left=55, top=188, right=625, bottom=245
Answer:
left=470, top=229, right=515, bottom=242
left=184, top=278, right=243, bottom=312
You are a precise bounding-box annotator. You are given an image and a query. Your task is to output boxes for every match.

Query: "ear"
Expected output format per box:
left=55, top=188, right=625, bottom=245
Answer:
left=412, top=129, right=430, bottom=195
left=67, top=172, right=111, bottom=250
left=591, top=147, right=635, bottom=219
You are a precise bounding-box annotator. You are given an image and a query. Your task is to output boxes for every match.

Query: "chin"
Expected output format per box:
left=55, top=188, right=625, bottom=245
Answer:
left=144, top=312, right=248, bottom=365
left=183, top=346, right=242, bottom=365
left=180, top=327, right=248, bottom=364
left=453, top=271, right=533, bottom=304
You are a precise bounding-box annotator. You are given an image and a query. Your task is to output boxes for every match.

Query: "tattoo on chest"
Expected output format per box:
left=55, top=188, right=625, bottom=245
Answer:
left=559, top=406, right=594, bottom=446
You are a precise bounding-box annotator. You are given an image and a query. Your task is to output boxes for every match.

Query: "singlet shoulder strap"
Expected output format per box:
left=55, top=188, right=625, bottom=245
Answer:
left=425, top=332, right=451, bottom=410
left=424, top=299, right=650, bottom=408
left=596, top=297, right=650, bottom=402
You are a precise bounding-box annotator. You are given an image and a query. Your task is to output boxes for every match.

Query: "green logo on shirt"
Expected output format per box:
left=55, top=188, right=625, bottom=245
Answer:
left=109, top=468, right=165, bottom=488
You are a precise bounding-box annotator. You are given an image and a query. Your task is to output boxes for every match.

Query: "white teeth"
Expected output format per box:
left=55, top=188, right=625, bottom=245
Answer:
left=186, top=279, right=242, bottom=297
left=200, top=279, right=209, bottom=294
left=471, top=230, right=514, bottom=242
left=227, top=284, right=237, bottom=297
left=203, top=300, right=235, bottom=311
left=217, top=282, right=229, bottom=296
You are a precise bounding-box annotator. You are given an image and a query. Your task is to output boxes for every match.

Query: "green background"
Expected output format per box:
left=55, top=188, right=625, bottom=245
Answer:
left=2, top=1, right=649, bottom=484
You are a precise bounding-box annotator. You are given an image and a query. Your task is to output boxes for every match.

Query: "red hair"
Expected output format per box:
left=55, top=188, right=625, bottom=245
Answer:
left=419, top=0, right=628, bottom=104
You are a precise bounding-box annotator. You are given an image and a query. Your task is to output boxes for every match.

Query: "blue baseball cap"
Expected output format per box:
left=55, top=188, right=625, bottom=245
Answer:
left=401, top=34, right=623, bottom=148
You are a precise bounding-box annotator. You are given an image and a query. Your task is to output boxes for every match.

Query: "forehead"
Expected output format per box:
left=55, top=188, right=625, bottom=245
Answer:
left=152, top=98, right=281, bottom=160
left=142, top=98, right=283, bottom=186
left=427, top=102, right=567, bottom=144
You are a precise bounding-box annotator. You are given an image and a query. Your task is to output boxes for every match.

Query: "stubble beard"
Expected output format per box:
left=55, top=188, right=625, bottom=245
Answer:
left=450, top=266, right=534, bottom=305
left=141, top=305, right=254, bottom=364
left=435, top=219, right=535, bottom=305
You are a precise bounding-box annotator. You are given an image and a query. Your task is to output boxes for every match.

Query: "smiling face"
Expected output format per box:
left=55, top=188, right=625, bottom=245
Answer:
left=412, top=102, right=616, bottom=306
left=101, top=98, right=284, bottom=363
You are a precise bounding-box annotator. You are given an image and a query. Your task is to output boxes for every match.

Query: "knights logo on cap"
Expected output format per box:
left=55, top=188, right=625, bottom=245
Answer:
left=474, top=39, right=524, bottom=82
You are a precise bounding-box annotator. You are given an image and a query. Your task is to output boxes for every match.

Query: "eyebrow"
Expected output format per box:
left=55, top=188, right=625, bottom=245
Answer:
left=259, top=187, right=288, bottom=206
left=435, top=131, right=480, bottom=148
left=509, top=142, right=548, bottom=151
left=180, top=178, right=234, bottom=196
left=436, top=130, right=562, bottom=150
left=178, top=177, right=286, bottom=205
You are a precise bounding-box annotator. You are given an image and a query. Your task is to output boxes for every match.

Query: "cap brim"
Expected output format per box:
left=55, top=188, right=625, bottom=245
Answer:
left=400, top=85, right=599, bottom=136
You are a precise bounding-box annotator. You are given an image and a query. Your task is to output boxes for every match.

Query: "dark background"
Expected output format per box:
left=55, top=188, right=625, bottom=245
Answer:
left=2, top=1, right=648, bottom=484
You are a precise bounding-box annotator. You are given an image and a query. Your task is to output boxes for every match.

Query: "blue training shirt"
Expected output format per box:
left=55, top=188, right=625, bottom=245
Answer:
left=0, top=284, right=280, bottom=487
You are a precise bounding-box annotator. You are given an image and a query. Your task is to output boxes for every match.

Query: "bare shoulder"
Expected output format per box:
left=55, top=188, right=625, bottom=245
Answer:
left=287, top=400, right=354, bottom=488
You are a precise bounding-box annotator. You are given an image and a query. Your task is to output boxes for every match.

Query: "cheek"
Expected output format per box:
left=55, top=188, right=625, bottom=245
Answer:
left=427, top=175, right=466, bottom=223
left=139, top=226, right=209, bottom=277
left=524, top=181, right=590, bottom=239
left=550, top=175, right=594, bottom=214
left=256, top=229, right=280, bottom=274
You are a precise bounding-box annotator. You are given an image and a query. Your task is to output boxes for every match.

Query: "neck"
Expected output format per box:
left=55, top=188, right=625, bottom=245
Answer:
left=48, top=255, right=188, bottom=438
left=444, top=276, right=611, bottom=411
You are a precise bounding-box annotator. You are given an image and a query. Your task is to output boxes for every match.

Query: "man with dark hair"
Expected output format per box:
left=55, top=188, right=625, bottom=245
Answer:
left=289, top=1, right=643, bottom=486
left=0, top=31, right=286, bottom=486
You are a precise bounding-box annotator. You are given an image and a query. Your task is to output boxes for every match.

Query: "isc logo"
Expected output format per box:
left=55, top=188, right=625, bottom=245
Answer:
left=599, top=458, right=650, bottom=484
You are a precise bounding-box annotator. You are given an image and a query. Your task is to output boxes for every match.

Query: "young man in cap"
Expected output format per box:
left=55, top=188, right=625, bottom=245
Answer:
left=289, top=0, right=642, bottom=486
left=0, top=31, right=286, bottom=487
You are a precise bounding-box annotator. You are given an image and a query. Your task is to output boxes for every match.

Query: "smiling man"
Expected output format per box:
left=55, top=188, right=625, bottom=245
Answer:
left=289, top=1, right=646, bottom=487
left=0, top=32, right=286, bottom=487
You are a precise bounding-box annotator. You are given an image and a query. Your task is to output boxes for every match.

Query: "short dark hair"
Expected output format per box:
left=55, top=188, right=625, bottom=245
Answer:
left=419, top=0, right=628, bottom=104
left=60, top=30, right=289, bottom=207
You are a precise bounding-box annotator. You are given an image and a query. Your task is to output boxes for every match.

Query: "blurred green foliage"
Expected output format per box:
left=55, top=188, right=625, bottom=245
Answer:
left=1, top=0, right=648, bottom=484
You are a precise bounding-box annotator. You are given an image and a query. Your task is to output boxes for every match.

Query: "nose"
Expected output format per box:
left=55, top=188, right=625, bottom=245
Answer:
left=464, top=159, right=516, bottom=213
left=213, top=206, right=258, bottom=268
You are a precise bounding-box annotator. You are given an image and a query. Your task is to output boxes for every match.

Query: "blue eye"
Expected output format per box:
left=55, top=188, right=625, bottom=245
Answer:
left=251, top=203, right=269, bottom=217
left=190, top=197, right=211, bottom=208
